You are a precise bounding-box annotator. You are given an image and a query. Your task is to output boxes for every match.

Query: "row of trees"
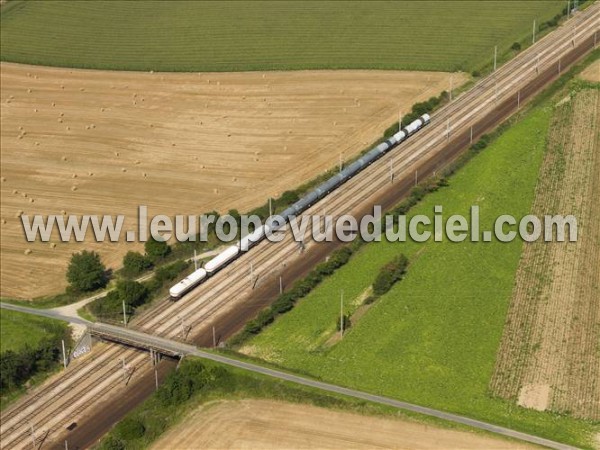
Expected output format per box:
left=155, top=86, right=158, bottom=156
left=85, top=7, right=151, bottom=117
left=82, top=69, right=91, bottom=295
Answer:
left=66, top=238, right=170, bottom=293
left=0, top=322, right=70, bottom=395
left=230, top=246, right=355, bottom=346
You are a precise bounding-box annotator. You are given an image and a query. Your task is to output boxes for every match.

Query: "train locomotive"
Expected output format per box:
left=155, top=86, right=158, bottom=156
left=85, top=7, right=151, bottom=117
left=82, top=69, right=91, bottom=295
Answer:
left=169, top=113, right=430, bottom=299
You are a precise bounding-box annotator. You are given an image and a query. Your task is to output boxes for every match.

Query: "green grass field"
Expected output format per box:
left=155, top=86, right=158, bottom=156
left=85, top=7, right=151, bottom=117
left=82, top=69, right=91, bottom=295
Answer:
left=0, top=309, right=66, bottom=353
left=242, top=104, right=598, bottom=446
left=1, top=0, right=565, bottom=72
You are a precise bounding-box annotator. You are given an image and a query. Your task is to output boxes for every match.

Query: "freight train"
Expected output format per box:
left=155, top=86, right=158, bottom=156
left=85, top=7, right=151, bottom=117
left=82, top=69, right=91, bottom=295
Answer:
left=169, top=113, right=431, bottom=299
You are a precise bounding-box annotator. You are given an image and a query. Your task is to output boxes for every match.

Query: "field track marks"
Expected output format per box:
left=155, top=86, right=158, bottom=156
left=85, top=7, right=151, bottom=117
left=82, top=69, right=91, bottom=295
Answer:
left=491, top=88, right=600, bottom=420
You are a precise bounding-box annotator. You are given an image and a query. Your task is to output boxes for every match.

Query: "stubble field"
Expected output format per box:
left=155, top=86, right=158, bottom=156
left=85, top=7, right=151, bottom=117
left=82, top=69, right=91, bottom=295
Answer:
left=0, top=63, right=464, bottom=299
left=491, top=87, right=600, bottom=420
left=150, top=399, right=532, bottom=450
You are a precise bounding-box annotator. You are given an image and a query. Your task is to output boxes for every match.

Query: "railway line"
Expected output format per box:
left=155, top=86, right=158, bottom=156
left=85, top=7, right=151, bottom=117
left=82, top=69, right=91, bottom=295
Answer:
left=1, top=6, right=598, bottom=449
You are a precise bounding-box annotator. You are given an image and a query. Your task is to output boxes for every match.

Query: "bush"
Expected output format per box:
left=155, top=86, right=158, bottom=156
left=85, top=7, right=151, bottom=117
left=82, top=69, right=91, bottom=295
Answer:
left=336, top=314, right=351, bottom=332
left=145, top=237, right=171, bottom=262
left=117, top=280, right=148, bottom=308
left=364, top=295, right=378, bottom=305
left=511, top=42, right=521, bottom=51
left=66, top=250, right=108, bottom=292
left=372, top=254, right=409, bottom=296
left=471, top=70, right=481, bottom=77
left=122, top=251, right=152, bottom=277
left=115, top=417, right=145, bottom=440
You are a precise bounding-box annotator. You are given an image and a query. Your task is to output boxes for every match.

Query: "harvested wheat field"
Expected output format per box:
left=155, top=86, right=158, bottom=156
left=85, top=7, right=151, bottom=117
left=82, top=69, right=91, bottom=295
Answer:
left=579, top=58, right=600, bottom=83
left=0, top=63, right=465, bottom=299
left=151, top=399, right=531, bottom=450
left=491, top=88, right=600, bottom=420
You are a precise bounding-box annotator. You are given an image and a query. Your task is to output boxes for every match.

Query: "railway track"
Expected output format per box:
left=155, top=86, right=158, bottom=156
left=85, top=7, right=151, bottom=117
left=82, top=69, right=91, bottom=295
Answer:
left=1, top=7, right=598, bottom=449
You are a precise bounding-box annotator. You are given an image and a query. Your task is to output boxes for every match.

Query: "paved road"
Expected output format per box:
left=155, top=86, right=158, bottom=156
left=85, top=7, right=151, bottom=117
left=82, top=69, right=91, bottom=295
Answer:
left=1, top=302, right=580, bottom=450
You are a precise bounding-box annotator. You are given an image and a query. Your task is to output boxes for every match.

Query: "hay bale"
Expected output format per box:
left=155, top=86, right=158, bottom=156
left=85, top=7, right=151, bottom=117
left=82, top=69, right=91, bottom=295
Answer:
left=72, top=174, right=77, bottom=178
left=121, top=168, right=127, bottom=172
left=114, top=151, right=119, bottom=156
left=66, top=126, right=70, bottom=131
left=27, top=88, right=32, bottom=94
left=61, top=210, right=66, bottom=215
left=12, top=189, right=18, bottom=194
left=29, top=198, right=34, bottom=203
left=24, top=249, right=32, bottom=255
left=88, top=172, right=94, bottom=176
left=1, top=177, right=6, bottom=183
left=71, top=186, right=77, bottom=191
left=143, top=172, right=147, bottom=178
left=50, top=243, right=56, bottom=249
left=1, top=219, right=5, bottom=224
left=15, top=210, right=23, bottom=218
left=52, top=102, right=56, bottom=107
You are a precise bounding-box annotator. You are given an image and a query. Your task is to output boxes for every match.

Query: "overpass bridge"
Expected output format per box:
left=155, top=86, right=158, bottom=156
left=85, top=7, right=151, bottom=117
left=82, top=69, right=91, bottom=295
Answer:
left=0, top=301, right=581, bottom=450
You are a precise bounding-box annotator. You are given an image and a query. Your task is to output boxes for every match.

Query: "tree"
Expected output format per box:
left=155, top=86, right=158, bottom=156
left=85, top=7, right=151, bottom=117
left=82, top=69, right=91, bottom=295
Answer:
left=67, top=251, right=108, bottom=292
left=116, top=280, right=148, bottom=308
left=511, top=42, right=522, bottom=51
left=122, top=251, right=152, bottom=277
left=144, top=237, right=170, bottom=262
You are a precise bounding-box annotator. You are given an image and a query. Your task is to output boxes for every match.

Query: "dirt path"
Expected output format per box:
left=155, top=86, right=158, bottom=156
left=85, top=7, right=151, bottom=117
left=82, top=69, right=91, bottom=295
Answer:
left=491, top=88, right=600, bottom=420
left=0, top=63, right=464, bottom=299
left=579, top=59, right=600, bottom=82
left=151, top=399, right=532, bottom=450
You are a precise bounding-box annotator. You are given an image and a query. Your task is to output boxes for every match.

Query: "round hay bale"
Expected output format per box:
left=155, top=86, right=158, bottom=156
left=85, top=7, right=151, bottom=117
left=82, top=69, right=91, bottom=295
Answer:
left=72, top=174, right=77, bottom=178
left=143, top=172, right=147, bottom=178
left=71, top=186, right=78, bottom=191
left=121, top=168, right=127, bottom=172
left=114, top=151, right=119, bottom=156
left=12, top=189, right=18, bottom=194
left=61, top=210, right=66, bottom=215
left=29, top=198, right=34, bottom=203
left=50, top=243, right=57, bottom=249
left=0, top=177, right=5, bottom=182
left=24, top=249, right=32, bottom=255
left=52, top=102, right=56, bottom=107
left=66, top=126, right=70, bottom=131
left=16, top=210, right=23, bottom=218
left=22, top=192, right=27, bottom=198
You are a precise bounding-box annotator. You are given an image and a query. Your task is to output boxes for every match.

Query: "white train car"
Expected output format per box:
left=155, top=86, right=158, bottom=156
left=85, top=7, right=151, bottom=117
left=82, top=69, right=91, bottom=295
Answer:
left=204, top=245, right=240, bottom=274
left=169, top=268, right=208, bottom=300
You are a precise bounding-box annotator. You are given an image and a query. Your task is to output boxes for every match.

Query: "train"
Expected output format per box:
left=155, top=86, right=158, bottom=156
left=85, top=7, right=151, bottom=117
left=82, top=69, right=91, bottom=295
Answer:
left=169, top=113, right=431, bottom=300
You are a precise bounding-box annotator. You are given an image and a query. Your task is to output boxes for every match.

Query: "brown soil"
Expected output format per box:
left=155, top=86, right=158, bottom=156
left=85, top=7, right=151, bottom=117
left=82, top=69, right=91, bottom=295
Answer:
left=0, top=63, right=463, bottom=299
left=579, top=58, right=600, bottom=82
left=151, top=399, right=532, bottom=450
left=491, top=88, right=600, bottom=420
